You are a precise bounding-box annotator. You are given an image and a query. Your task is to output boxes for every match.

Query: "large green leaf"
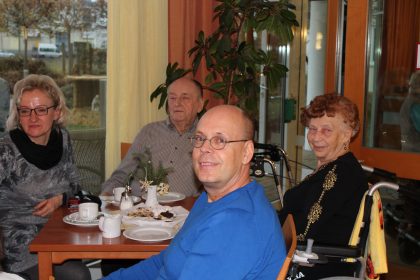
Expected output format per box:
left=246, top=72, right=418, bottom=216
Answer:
left=150, top=84, right=165, bottom=102
left=220, top=7, right=234, bottom=29
left=205, top=72, right=214, bottom=85
left=151, top=0, right=299, bottom=123
left=192, top=52, right=203, bottom=75
left=265, top=63, right=288, bottom=90
left=150, top=63, right=190, bottom=109
left=218, top=35, right=232, bottom=55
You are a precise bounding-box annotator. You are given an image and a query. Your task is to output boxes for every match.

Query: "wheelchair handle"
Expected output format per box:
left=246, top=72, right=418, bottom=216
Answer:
left=368, top=181, right=399, bottom=196
left=361, top=165, right=396, bottom=180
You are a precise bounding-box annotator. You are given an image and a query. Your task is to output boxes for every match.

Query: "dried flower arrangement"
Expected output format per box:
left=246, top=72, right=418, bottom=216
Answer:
left=131, top=148, right=173, bottom=193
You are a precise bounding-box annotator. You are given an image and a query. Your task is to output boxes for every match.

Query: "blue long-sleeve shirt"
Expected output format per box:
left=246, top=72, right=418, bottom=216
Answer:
left=103, top=180, right=286, bottom=280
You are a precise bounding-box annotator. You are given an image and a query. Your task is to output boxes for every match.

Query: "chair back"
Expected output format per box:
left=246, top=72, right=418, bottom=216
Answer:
left=70, top=128, right=106, bottom=195
left=121, top=142, right=131, bottom=160
left=277, top=214, right=297, bottom=280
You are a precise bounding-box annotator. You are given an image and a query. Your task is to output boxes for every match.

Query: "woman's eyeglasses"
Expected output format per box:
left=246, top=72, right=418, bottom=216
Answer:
left=190, top=135, right=249, bottom=150
left=18, top=105, right=57, bottom=117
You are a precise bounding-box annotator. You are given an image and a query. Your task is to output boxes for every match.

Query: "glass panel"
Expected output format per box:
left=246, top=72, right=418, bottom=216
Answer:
left=0, top=0, right=107, bottom=194
left=254, top=0, right=333, bottom=184
left=364, top=0, right=420, bottom=153
left=365, top=0, right=420, bottom=272
left=265, top=38, right=288, bottom=147
left=302, top=0, right=330, bottom=176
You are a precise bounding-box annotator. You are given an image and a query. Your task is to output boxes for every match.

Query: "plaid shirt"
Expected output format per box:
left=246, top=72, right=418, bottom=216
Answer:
left=101, top=118, right=201, bottom=197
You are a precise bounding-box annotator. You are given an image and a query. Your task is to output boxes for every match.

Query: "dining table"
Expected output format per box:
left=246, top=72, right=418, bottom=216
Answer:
left=29, top=196, right=196, bottom=280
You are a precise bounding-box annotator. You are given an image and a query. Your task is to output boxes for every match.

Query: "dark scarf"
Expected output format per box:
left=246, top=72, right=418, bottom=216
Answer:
left=10, top=128, right=63, bottom=170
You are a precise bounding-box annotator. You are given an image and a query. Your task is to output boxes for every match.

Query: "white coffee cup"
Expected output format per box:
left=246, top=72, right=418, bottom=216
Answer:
left=113, top=187, right=126, bottom=202
left=99, top=214, right=121, bottom=238
left=78, top=202, right=99, bottom=221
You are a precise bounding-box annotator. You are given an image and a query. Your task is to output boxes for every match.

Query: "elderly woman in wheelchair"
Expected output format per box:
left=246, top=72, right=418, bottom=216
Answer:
left=278, top=93, right=369, bottom=279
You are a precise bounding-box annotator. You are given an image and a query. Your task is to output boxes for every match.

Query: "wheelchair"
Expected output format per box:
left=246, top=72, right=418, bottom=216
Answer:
left=287, top=167, right=400, bottom=280
left=248, top=144, right=402, bottom=280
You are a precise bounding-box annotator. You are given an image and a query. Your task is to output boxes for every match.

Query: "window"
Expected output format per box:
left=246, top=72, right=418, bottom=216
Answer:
left=364, top=0, right=420, bottom=153
left=0, top=0, right=108, bottom=194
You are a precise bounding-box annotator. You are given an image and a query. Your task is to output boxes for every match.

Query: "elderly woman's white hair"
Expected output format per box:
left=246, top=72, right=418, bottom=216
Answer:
left=5, top=74, right=69, bottom=131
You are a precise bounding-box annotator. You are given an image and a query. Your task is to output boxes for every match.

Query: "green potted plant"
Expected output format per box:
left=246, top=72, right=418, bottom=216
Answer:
left=130, top=148, right=173, bottom=206
left=150, top=0, right=299, bottom=116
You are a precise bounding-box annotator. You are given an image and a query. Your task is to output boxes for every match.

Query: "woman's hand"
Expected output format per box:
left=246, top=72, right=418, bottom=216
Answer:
left=33, top=194, right=63, bottom=217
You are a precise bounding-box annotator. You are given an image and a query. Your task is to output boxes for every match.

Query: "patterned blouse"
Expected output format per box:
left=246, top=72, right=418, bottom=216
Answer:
left=279, top=152, right=368, bottom=246
left=0, top=129, right=80, bottom=273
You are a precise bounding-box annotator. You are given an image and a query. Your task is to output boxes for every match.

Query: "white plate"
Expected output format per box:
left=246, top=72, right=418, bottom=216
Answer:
left=141, top=192, right=186, bottom=203
left=63, top=212, right=101, bottom=227
left=122, top=205, right=189, bottom=226
left=123, top=226, right=174, bottom=242
left=100, top=195, right=141, bottom=206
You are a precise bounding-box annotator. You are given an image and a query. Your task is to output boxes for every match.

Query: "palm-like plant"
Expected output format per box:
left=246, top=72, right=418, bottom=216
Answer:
left=131, top=148, right=173, bottom=187
left=150, top=0, right=299, bottom=115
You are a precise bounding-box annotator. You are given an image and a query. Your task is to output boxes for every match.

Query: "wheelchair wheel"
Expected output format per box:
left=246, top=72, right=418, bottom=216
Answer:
left=384, top=208, right=399, bottom=238
left=398, top=237, right=420, bottom=264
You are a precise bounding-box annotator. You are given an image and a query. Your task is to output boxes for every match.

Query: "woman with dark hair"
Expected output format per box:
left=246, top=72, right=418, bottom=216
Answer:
left=0, top=75, right=91, bottom=280
left=278, top=93, right=368, bottom=279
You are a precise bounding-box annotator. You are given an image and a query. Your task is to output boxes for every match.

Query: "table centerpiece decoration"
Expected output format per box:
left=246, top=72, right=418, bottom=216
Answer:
left=131, top=148, right=173, bottom=207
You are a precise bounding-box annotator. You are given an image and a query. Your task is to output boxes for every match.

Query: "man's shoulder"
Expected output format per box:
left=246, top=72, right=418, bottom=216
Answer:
left=134, top=120, right=169, bottom=139
left=220, top=181, right=273, bottom=214
left=141, top=119, right=167, bottom=130
left=243, top=180, right=266, bottom=198
left=140, top=120, right=169, bottom=133
left=335, top=152, right=366, bottom=179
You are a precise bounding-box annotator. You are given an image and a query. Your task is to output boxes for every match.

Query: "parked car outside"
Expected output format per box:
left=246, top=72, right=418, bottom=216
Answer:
left=33, top=43, right=62, bottom=58
left=0, top=50, right=15, bottom=58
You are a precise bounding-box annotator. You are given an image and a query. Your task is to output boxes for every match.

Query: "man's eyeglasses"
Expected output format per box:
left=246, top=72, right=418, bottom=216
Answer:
left=18, top=105, right=57, bottom=117
left=190, top=135, right=250, bottom=150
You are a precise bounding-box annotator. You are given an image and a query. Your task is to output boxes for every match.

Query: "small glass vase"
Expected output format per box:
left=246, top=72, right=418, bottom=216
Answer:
left=145, top=185, right=158, bottom=207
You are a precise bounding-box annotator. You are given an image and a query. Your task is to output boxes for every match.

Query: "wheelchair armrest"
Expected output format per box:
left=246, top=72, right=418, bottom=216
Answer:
left=296, top=243, right=361, bottom=258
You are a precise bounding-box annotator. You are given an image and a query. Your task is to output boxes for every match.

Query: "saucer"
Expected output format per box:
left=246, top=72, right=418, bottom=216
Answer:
left=63, top=212, right=101, bottom=227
